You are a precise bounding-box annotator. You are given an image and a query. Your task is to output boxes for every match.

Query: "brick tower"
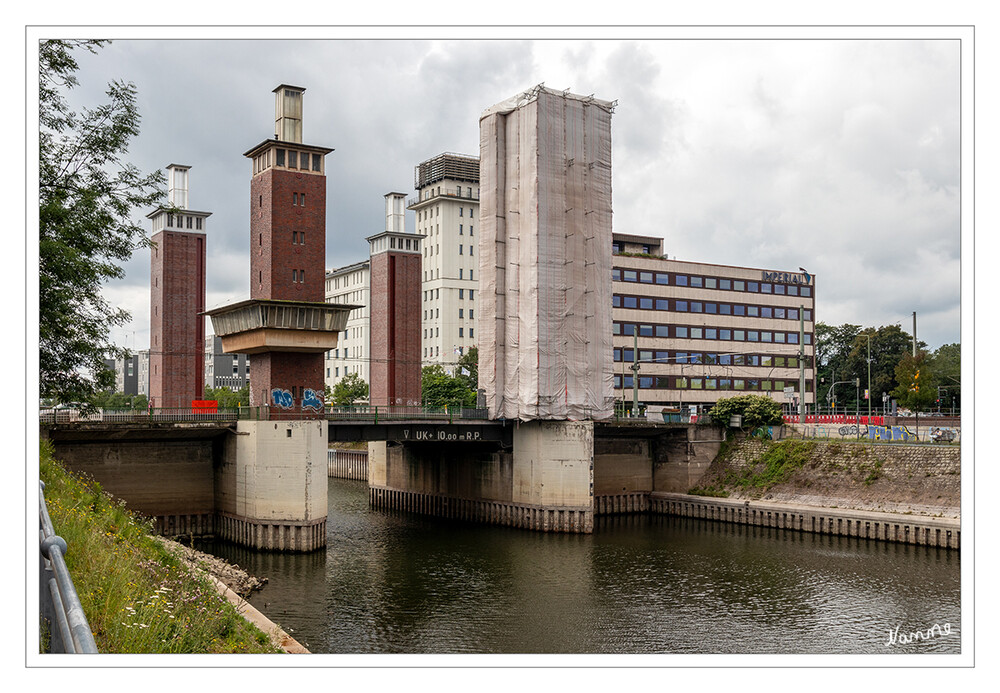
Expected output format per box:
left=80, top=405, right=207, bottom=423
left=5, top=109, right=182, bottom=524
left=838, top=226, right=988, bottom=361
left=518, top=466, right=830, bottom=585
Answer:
left=148, top=164, right=210, bottom=409
left=207, top=85, right=354, bottom=413
left=368, top=192, right=423, bottom=406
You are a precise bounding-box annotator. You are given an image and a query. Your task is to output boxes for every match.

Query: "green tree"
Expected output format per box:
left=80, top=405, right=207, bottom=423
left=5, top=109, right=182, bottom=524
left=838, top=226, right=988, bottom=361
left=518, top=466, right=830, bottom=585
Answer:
left=815, top=322, right=861, bottom=409
left=456, top=347, right=479, bottom=394
left=708, top=394, right=784, bottom=429
left=331, top=372, right=369, bottom=405
left=421, top=365, right=476, bottom=407
left=891, top=353, right=938, bottom=412
left=39, top=40, right=165, bottom=409
left=843, top=325, right=919, bottom=412
left=930, top=343, right=960, bottom=411
left=203, top=385, right=250, bottom=409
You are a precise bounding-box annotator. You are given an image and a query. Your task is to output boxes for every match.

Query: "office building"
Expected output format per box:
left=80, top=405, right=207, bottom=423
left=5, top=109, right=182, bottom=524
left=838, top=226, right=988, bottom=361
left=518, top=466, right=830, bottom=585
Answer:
left=325, top=260, right=370, bottom=392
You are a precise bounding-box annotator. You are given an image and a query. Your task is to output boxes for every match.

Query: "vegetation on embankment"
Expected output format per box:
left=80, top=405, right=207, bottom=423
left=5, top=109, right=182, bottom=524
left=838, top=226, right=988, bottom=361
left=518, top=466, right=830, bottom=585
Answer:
left=688, top=435, right=960, bottom=517
left=39, top=441, right=281, bottom=654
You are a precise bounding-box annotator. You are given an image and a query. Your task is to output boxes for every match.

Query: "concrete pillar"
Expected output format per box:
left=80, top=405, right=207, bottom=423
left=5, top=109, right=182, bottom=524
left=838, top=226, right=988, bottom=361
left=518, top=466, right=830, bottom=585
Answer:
left=217, top=419, right=328, bottom=551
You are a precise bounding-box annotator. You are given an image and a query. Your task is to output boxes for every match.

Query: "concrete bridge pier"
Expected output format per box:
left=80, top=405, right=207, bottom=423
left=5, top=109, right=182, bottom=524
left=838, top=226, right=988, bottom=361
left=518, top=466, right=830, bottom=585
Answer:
left=368, top=420, right=595, bottom=533
left=215, top=419, right=328, bottom=551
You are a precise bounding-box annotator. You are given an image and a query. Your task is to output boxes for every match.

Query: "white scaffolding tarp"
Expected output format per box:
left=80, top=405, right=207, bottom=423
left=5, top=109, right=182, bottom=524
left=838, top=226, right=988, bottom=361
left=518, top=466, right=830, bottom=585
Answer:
left=479, top=85, right=615, bottom=421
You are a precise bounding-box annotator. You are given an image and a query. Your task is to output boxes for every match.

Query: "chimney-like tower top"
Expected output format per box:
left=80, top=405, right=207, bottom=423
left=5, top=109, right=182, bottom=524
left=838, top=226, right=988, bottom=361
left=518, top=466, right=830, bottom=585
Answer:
left=273, top=84, right=306, bottom=143
left=166, top=164, right=191, bottom=210
left=384, top=192, right=407, bottom=234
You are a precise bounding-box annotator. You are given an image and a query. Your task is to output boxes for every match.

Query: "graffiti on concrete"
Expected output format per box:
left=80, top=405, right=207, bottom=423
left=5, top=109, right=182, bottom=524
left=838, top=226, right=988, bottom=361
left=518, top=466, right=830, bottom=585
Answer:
left=839, top=425, right=863, bottom=436
left=751, top=426, right=773, bottom=440
left=271, top=388, right=294, bottom=409
left=929, top=428, right=958, bottom=443
left=866, top=425, right=917, bottom=442
left=302, top=388, right=324, bottom=412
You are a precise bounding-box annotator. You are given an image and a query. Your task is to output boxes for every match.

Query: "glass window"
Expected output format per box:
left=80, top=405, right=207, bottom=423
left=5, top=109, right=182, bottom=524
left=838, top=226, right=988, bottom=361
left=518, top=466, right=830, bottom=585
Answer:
left=690, top=327, right=702, bottom=339
left=706, top=303, right=717, bottom=314
left=640, top=272, right=654, bottom=284
left=748, top=282, right=759, bottom=292
left=788, top=357, right=798, bottom=368
left=747, top=306, right=759, bottom=317
left=760, top=307, right=772, bottom=318
left=612, top=295, right=621, bottom=308
left=734, top=330, right=745, bottom=341
left=624, top=270, right=637, bottom=282
left=706, top=329, right=717, bottom=339
left=775, top=332, right=786, bottom=343
left=788, top=285, right=798, bottom=296
left=676, top=300, right=688, bottom=312
left=801, top=287, right=812, bottom=297
left=614, top=374, right=622, bottom=388
left=761, top=283, right=772, bottom=293
left=762, top=380, right=772, bottom=391
left=624, top=324, right=636, bottom=336
left=677, top=377, right=688, bottom=389
left=639, top=297, right=653, bottom=310
left=789, top=309, right=799, bottom=320
left=676, top=327, right=688, bottom=338
left=705, top=277, right=717, bottom=289
left=613, top=323, right=621, bottom=335
left=655, top=325, right=669, bottom=337
left=720, top=354, right=732, bottom=365
left=691, top=302, right=702, bottom=313
left=276, top=149, right=285, bottom=166
left=748, top=331, right=759, bottom=342
left=470, top=290, right=474, bottom=299
left=613, top=348, right=622, bottom=362
left=805, top=334, right=812, bottom=345
left=720, top=304, right=731, bottom=315
left=676, top=352, right=688, bottom=364
left=734, top=280, right=745, bottom=291
left=774, top=284, right=786, bottom=295
left=690, top=378, right=703, bottom=390
left=639, top=325, right=653, bottom=337
left=804, top=310, right=812, bottom=321
left=656, top=273, right=670, bottom=285
left=288, top=151, right=298, bottom=168
left=656, top=299, right=669, bottom=311
left=612, top=268, right=621, bottom=281
left=720, top=279, right=731, bottom=290
left=775, top=308, right=785, bottom=319
left=706, top=378, right=717, bottom=390
left=690, top=276, right=703, bottom=288
left=734, top=380, right=745, bottom=390
left=624, top=296, right=637, bottom=308
left=762, top=332, right=772, bottom=342
left=734, top=305, right=745, bottom=316
left=623, top=348, right=634, bottom=362
left=675, top=275, right=688, bottom=286
left=720, top=329, right=731, bottom=340
left=788, top=333, right=799, bottom=344
left=639, top=377, right=653, bottom=389
left=313, top=153, right=322, bottom=171
left=459, top=289, right=464, bottom=299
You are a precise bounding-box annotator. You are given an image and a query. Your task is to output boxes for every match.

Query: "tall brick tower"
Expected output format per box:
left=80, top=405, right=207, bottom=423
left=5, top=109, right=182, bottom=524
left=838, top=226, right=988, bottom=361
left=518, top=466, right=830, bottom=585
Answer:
left=148, top=164, right=210, bottom=409
left=208, top=85, right=354, bottom=414
left=368, top=192, right=423, bottom=406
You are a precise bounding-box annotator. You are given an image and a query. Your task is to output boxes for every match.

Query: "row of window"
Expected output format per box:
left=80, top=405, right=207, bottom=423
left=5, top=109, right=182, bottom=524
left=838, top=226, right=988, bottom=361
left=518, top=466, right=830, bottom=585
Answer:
left=614, top=374, right=814, bottom=392
left=423, top=308, right=475, bottom=321
left=613, top=348, right=811, bottom=369
left=164, top=214, right=204, bottom=231
left=614, top=321, right=812, bottom=345
left=423, top=288, right=476, bottom=301
left=424, top=327, right=475, bottom=340
left=613, top=294, right=812, bottom=321
left=292, top=192, right=307, bottom=207
left=613, top=268, right=813, bottom=297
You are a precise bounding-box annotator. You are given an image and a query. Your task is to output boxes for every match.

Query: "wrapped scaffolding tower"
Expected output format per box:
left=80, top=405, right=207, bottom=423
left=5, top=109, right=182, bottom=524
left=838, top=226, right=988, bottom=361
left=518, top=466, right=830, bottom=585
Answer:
left=479, top=85, right=616, bottom=421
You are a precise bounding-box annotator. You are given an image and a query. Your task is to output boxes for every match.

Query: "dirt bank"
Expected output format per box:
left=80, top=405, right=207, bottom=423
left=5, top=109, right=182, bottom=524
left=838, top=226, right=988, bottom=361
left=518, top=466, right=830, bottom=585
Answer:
left=691, top=437, right=960, bottom=519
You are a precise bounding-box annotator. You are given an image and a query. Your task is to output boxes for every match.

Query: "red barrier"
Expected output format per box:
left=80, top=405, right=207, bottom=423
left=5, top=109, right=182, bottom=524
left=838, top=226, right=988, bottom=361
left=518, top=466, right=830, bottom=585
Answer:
left=192, top=399, right=219, bottom=414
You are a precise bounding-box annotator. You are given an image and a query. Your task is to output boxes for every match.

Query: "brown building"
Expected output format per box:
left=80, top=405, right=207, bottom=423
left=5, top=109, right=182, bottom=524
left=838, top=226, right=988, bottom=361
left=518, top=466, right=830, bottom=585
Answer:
left=208, top=85, right=353, bottom=413
left=368, top=193, right=424, bottom=406
left=148, top=164, right=210, bottom=409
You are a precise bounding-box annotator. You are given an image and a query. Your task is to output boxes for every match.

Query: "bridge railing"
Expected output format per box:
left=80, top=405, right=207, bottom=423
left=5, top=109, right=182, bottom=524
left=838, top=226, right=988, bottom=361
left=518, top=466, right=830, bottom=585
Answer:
left=39, top=481, right=98, bottom=654
left=325, top=405, right=489, bottom=423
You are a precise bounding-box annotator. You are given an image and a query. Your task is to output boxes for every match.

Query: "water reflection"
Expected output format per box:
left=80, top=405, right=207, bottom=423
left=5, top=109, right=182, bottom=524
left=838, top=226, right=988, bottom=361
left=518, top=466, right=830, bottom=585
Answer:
left=200, top=478, right=960, bottom=654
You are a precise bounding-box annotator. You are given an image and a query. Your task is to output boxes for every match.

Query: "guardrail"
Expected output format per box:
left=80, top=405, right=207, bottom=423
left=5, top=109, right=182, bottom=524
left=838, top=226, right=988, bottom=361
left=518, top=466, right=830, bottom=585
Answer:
left=326, top=405, right=488, bottom=423
left=39, top=481, right=98, bottom=654
left=39, top=405, right=491, bottom=424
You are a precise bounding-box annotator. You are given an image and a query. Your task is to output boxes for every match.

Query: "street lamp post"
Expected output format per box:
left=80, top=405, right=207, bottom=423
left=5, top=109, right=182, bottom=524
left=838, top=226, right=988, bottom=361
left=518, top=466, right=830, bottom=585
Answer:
left=864, top=333, right=872, bottom=423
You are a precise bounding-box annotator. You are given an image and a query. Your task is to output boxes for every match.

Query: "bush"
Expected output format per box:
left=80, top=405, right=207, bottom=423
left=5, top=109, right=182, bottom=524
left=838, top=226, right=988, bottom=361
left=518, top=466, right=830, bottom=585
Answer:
left=708, top=394, right=784, bottom=429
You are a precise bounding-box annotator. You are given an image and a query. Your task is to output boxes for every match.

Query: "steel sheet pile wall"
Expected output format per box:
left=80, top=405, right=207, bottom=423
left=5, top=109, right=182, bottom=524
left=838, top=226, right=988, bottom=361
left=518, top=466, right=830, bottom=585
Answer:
left=479, top=86, right=615, bottom=421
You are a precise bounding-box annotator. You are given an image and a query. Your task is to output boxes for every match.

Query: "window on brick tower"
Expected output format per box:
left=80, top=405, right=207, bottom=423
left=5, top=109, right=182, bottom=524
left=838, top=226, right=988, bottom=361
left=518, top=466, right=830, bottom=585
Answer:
left=301, top=193, right=306, bottom=207
left=293, top=193, right=298, bottom=205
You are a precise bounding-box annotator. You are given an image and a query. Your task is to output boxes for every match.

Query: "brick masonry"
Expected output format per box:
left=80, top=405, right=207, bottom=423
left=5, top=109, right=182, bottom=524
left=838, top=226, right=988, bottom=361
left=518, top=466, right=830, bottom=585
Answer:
left=369, top=251, right=422, bottom=406
left=150, top=229, right=206, bottom=408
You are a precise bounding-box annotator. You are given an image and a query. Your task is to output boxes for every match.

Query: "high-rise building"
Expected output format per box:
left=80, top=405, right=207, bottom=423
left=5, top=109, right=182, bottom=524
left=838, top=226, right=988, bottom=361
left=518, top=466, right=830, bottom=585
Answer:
left=148, top=164, right=210, bottom=408
left=368, top=192, right=423, bottom=406
left=407, top=152, right=480, bottom=372
left=325, top=260, right=370, bottom=393
left=204, top=335, right=250, bottom=391
left=207, top=84, right=352, bottom=413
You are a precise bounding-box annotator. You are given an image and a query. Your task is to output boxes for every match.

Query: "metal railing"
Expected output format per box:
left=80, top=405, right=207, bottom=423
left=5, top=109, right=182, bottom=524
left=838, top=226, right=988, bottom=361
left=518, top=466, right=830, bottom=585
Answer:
left=39, top=481, right=98, bottom=654
left=326, top=405, right=488, bottom=423
left=39, top=405, right=490, bottom=424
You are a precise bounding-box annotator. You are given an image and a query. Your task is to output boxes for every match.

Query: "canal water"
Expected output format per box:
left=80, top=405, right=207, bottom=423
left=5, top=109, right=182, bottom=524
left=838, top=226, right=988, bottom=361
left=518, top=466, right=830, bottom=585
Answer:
left=201, top=478, right=961, bottom=655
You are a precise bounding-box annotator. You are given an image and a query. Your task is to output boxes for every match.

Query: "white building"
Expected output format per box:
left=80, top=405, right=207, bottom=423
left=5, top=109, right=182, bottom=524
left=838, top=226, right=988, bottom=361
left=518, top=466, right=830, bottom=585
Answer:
left=408, top=152, right=480, bottom=374
left=325, top=260, right=371, bottom=394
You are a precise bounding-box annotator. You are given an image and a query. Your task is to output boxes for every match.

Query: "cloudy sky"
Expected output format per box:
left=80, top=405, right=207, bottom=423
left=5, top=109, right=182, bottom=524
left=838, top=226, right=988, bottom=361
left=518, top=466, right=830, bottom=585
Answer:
left=36, top=27, right=968, bottom=353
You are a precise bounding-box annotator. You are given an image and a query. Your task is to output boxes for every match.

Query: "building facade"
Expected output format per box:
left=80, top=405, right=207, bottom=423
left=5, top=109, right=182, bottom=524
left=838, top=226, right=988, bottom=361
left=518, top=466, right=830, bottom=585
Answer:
left=610, top=233, right=816, bottom=415
left=324, top=260, right=370, bottom=393
left=147, top=164, right=210, bottom=409
left=407, top=152, right=480, bottom=373
left=367, top=192, right=424, bottom=406
left=204, top=335, right=250, bottom=392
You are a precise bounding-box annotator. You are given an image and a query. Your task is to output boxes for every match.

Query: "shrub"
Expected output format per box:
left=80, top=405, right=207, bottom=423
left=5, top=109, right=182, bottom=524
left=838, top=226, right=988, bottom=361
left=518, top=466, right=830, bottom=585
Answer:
left=708, top=394, right=784, bottom=429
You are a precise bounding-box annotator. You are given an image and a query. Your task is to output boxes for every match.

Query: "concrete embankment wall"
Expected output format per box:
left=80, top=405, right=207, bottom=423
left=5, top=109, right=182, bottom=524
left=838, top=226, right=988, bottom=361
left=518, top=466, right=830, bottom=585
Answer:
left=328, top=448, right=368, bottom=480
left=649, top=492, right=960, bottom=549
